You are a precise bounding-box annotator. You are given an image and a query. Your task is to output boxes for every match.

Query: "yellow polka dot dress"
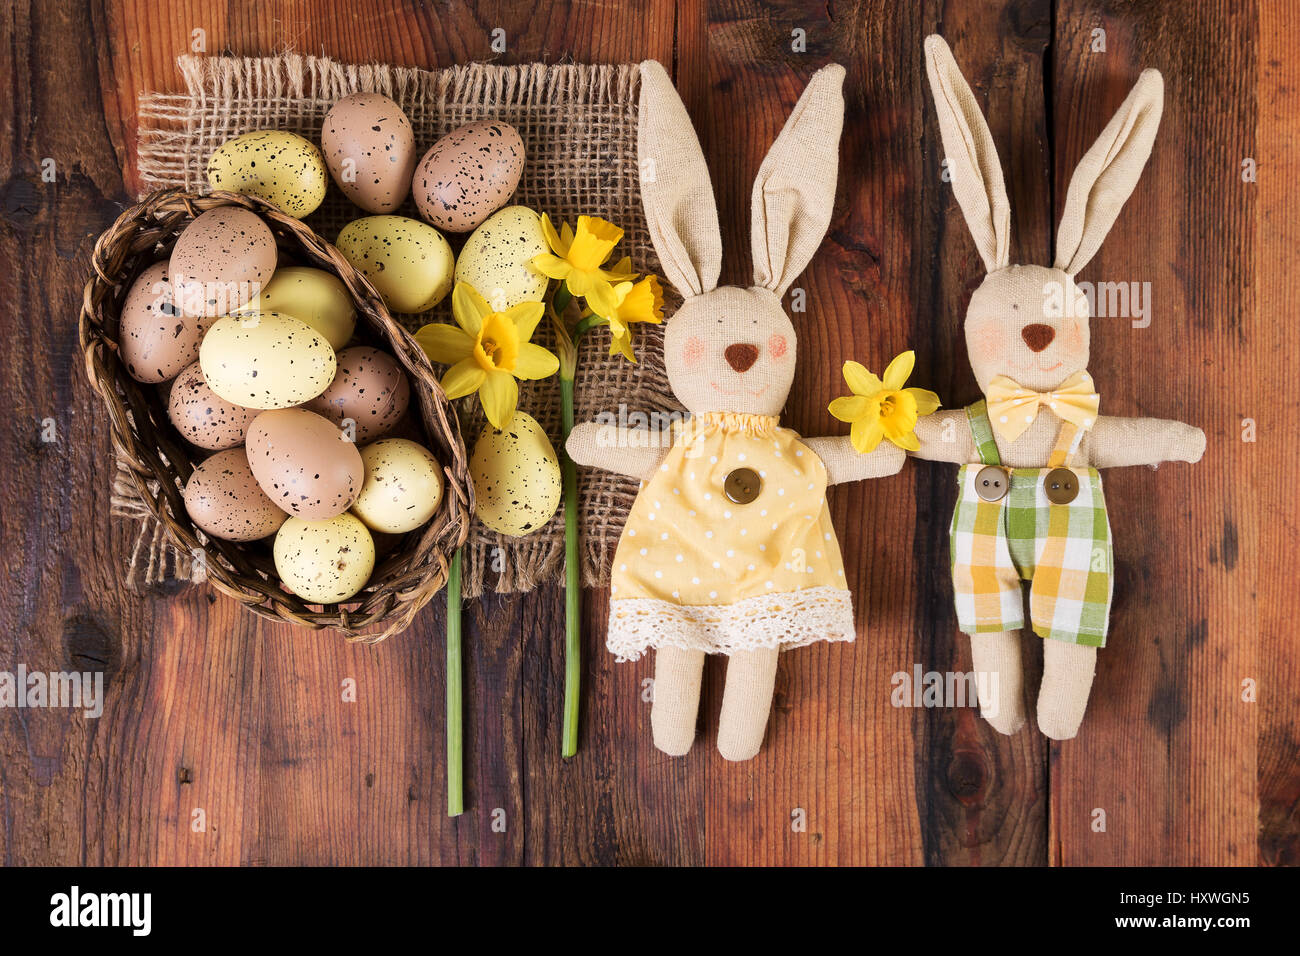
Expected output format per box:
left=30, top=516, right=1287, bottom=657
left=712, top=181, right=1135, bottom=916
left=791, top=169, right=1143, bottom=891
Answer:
left=607, top=412, right=856, bottom=661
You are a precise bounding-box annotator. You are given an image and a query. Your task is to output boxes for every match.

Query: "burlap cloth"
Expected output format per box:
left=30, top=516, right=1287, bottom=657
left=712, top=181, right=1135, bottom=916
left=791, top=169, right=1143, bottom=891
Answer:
left=119, top=53, right=679, bottom=598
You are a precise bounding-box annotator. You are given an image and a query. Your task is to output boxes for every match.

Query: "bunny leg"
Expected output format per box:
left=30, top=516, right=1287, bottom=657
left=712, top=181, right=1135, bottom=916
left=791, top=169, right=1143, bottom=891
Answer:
left=651, top=647, right=706, bottom=756
left=1036, top=640, right=1098, bottom=740
left=968, top=631, right=1027, bottom=735
left=716, top=647, right=780, bottom=761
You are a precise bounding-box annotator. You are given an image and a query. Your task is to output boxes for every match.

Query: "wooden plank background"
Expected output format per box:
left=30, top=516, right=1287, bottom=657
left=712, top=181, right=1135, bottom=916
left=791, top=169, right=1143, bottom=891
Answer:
left=0, top=0, right=1293, bottom=866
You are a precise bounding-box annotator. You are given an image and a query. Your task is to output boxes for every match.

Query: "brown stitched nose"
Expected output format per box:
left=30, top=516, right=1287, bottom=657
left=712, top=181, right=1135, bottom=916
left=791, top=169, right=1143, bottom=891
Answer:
left=1021, top=323, right=1055, bottom=352
left=724, top=343, right=760, bottom=373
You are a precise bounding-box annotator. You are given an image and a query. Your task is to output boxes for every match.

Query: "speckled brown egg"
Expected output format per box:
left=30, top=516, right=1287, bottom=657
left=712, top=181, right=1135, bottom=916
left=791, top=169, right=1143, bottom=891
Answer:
left=321, top=93, right=416, bottom=213
left=183, top=447, right=288, bottom=542
left=305, top=346, right=410, bottom=443
left=246, top=408, right=364, bottom=520
left=413, top=121, right=525, bottom=233
left=167, top=361, right=259, bottom=450
left=119, top=261, right=209, bottom=383
left=169, top=207, right=277, bottom=317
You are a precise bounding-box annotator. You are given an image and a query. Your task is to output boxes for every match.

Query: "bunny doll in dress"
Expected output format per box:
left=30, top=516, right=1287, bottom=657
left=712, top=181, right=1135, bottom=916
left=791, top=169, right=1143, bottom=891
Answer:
left=912, top=36, right=1206, bottom=739
left=566, top=60, right=905, bottom=760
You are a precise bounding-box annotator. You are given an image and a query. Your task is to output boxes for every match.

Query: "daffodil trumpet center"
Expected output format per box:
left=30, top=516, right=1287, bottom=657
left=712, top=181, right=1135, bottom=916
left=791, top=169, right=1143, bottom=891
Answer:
left=473, top=315, right=519, bottom=373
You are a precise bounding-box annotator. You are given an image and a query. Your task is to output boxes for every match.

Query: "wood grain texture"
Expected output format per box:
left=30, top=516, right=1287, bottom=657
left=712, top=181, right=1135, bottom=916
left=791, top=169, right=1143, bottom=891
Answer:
left=1049, top=0, right=1258, bottom=866
left=0, top=0, right=1292, bottom=866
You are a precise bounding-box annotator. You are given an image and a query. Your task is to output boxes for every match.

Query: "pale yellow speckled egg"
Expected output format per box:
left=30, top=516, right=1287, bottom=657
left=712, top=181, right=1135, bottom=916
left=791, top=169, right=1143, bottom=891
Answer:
left=274, top=513, right=376, bottom=604
left=335, top=216, right=455, bottom=313
left=199, top=311, right=337, bottom=409
left=454, top=205, right=549, bottom=310
left=207, top=130, right=328, bottom=218
left=469, top=412, right=561, bottom=537
left=237, top=266, right=357, bottom=351
left=351, top=438, right=444, bottom=534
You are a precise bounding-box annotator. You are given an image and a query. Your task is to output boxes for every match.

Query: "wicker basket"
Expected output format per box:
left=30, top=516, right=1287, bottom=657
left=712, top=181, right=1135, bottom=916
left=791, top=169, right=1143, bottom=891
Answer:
left=78, top=188, right=472, bottom=642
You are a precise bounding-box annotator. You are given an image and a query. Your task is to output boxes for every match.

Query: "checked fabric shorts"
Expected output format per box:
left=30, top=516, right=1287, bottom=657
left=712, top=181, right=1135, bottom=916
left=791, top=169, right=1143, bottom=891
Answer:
left=949, top=464, right=1113, bottom=646
left=948, top=400, right=1115, bottom=647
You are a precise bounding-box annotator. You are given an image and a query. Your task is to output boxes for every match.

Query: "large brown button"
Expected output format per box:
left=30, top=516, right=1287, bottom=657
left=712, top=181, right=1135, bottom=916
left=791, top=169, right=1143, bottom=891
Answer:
left=1044, top=467, right=1079, bottom=505
left=724, top=467, right=762, bottom=504
left=974, top=466, right=1009, bottom=502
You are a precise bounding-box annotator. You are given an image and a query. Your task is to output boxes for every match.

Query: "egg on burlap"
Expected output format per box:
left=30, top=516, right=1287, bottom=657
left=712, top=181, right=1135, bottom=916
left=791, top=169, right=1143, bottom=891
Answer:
left=454, top=205, right=549, bottom=310
left=412, top=121, right=525, bottom=233
left=335, top=216, right=454, bottom=313
left=469, top=412, right=561, bottom=537
left=321, top=93, right=417, bottom=213
left=207, top=130, right=329, bottom=218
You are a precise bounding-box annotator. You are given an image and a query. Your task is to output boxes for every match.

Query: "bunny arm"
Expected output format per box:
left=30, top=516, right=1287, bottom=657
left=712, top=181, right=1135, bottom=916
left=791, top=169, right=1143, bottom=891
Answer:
left=803, top=436, right=906, bottom=485
left=906, top=410, right=977, bottom=464
left=565, top=421, right=671, bottom=481
left=1087, top=415, right=1205, bottom=468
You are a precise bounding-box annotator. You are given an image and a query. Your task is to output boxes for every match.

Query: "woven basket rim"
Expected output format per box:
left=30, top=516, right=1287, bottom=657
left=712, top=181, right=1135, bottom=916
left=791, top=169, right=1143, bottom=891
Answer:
left=78, top=187, right=472, bottom=643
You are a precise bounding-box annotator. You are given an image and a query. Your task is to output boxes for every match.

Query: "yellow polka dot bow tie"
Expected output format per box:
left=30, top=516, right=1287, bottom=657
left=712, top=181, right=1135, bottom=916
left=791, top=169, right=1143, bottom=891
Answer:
left=985, top=370, right=1100, bottom=443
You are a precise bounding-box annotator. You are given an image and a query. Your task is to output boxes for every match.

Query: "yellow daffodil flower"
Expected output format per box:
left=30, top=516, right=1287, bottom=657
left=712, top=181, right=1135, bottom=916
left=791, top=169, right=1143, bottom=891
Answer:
left=532, top=215, right=637, bottom=316
left=414, top=283, right=559, bottom=428
left=596, top=275, right=664, bottom=362
left=828, top=350, right=940, bottom=453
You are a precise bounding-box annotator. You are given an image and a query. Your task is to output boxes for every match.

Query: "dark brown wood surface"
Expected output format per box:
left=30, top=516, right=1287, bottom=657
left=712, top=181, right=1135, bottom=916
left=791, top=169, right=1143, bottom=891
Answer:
left=0, top=0, right=1293, bottom=866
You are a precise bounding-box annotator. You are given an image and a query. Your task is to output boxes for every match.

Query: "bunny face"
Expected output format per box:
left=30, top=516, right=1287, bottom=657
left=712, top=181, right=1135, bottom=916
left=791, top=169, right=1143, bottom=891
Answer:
left=664, top=287, right=796, bottom=417
left=965, top=265, right=1091, bottom=393
left=636, top=59, right=845, bottom=420
left=924, top=34, right=1163, bottom=396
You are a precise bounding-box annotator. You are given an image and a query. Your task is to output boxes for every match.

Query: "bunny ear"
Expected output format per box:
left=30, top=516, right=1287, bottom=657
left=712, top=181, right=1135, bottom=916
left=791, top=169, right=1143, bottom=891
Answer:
left=750, top=63, right=846, bottom=297
left=923, top=34, right=1012, bottom=273
left=1054, top=69, right=1164, bottom=275
left=637, top=60, right=722, bottom=297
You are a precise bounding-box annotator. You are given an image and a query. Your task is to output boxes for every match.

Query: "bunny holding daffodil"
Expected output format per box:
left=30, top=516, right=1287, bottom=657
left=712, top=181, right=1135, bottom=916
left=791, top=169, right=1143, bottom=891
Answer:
left=565, top=60, right=934, bottom=761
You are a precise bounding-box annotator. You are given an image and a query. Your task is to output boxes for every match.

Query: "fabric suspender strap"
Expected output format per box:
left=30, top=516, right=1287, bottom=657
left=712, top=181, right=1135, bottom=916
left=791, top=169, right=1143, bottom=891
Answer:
left=966, top=400, right=1001, bottom=466
left=1048, top=421, right=1083, bottom=467
left=969, top=399, right=1084, bottom=468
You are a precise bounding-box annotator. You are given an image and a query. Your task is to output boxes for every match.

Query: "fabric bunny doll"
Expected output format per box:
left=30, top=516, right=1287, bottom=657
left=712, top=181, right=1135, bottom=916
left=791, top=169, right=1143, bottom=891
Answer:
left=566, top=60, right=905, bottom=761
left=913, top=35, right=1205, bottom=740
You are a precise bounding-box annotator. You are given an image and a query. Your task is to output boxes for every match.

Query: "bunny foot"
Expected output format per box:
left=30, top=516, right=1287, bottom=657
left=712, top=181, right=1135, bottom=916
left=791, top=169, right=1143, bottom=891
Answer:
left=1036, top=640, right=1098, bottom=739
left=651, top=647, right=705, bottom=756
left=968, top=631, right=1027, bottom=735
left=717, top=647, right=779, bottom=761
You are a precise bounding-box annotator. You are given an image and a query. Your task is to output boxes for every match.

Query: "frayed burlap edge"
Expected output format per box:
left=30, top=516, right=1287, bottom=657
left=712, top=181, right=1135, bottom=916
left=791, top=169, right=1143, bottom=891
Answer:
left=124, top=53, right=676, bottom=599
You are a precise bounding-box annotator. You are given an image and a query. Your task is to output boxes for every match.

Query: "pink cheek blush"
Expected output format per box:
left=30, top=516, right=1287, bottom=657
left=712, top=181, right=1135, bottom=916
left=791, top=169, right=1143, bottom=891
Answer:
left=682, top=336, right=706, bottom=367
left=767, top=333, right=788, bottom=359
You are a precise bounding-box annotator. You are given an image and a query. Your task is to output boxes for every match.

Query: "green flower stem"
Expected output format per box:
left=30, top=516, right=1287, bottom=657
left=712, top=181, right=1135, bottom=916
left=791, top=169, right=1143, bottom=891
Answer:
left=446, top=546, right=464, bottom=817
left=560, top=370, right=581, bottom=759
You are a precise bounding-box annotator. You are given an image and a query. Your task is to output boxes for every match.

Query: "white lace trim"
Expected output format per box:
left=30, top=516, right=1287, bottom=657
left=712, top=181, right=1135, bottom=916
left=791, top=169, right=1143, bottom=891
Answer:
left=606, top=586, right=856, bottom=661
